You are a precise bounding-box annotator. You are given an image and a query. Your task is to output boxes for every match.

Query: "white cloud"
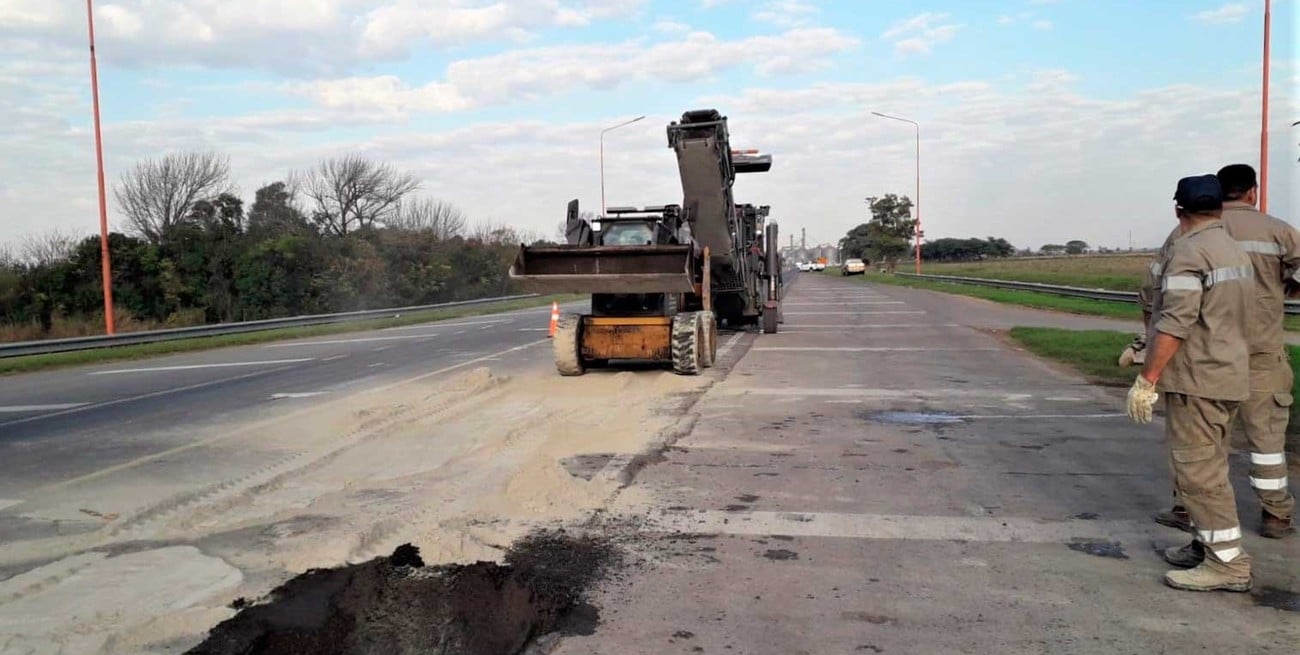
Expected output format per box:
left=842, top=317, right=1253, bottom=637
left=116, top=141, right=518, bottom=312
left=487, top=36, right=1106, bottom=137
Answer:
left=754, top=0, right=819, bottom=28
left=996, top=15, right=1015, bottom=25
left=1190, top=3, right=1251, bottom=24
left=294, top=28, right=860, bottom=115
left=652, top=19, right=692, bottom=34
left=882, top=12, right=961, bottom=56
left=0, top=0, right=66, bottom=28
left=1032, top=19, right=1053, bottom=30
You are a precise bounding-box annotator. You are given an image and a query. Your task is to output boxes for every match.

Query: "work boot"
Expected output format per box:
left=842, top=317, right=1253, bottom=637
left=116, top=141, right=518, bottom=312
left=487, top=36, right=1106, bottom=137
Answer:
left=1164, top=563, right=1251, bottom=593
left=1162, top=540, right=1204, bottom=568
left=1154, top=505, right=1193, bottom=533
left=1260, top=511, right=1295, bottom=539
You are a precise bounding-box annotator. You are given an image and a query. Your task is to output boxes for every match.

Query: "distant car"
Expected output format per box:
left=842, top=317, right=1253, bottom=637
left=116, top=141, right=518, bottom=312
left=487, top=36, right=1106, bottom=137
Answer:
left=796, top=262, right=812, bottom=272
left=841, top=258, right=866, bottom=275
left=811, top=262, right=826, bottom=271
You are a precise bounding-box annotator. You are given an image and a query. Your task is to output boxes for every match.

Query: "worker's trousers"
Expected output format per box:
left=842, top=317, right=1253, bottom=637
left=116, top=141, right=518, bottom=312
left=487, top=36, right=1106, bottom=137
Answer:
left=1165, top=393, right=1251, bottom=574
left=1241, top=351, right=1294, bottom=520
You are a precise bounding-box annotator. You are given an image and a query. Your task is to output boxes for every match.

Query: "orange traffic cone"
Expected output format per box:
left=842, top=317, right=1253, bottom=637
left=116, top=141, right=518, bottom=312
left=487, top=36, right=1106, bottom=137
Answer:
left=548, top=302, right=560, bottom=338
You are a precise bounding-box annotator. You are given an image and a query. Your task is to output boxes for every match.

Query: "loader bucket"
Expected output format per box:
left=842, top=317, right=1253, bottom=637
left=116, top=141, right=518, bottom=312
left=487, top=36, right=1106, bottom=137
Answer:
left=508, top=244, right=696, bottom=294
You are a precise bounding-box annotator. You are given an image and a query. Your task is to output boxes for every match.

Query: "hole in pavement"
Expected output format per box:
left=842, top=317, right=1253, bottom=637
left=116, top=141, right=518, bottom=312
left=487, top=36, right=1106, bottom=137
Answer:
left=1066, top=541, right=1128, bottom=559
left=1253, top=586, right=1300, bottom=612
left=762, top=549, right=799, bottom=561
left=861, top=411, right=965, bottom=425
left=186, top=530, right=619, bottom=655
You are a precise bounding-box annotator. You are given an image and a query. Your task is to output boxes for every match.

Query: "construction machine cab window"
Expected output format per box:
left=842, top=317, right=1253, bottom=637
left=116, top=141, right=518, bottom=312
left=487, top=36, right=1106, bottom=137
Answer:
left=601, top=222, right=655, bottom=246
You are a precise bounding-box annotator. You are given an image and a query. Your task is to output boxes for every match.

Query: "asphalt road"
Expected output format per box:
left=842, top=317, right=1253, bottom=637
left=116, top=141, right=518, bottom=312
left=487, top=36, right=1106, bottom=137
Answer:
left=0, top=302, right=575, bottom=498
left=557, top=273, right=1300, bottom=654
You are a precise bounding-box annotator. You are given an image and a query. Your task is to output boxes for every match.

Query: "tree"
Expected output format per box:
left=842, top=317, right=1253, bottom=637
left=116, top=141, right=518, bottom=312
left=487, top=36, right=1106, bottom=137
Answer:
left=294, top=156, right=419, bottom=236
left=861, top=194, right=916, bottom=272
left=19, top=228, right=83, bottom=265
left=114, top=152, right=233, bottom=244
left=1065, top=240, right=1089, bottom=255
left=389, top=197, right=467, bottom=240
left=246, top=182, right=313, bottom=240
left=1040, top=244, right=1067, bottom=256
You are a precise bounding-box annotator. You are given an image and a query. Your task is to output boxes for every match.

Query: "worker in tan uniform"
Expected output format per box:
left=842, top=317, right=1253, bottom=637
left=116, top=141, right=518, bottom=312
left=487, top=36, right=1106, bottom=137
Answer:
left=1146, top=165, right=1298, bottom=540
left=1127, top=174, right=1255, bottom=592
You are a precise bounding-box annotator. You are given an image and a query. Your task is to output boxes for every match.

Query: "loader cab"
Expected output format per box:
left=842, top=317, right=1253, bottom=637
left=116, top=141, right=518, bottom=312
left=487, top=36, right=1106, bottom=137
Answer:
left=598, top=205, right=686, bottom=247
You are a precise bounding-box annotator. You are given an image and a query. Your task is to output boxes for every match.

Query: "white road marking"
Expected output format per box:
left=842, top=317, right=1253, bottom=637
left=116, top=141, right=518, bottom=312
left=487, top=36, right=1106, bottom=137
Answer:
left=21, top=340, right=552, bottom=498
left=519, top=328, right=550, bottom=332
left=783, top=301, right=904, bottom=306
left=0, top=499, right=22, bottom=511
left=89, top=358, right=315, bottom=375
left=372, top=346, right=392, bottom=352
left=264, top=334, right=438, bottom=347
left=0, top=365, right=303, bottom=432
left=382, top=319, right=510, bottom=331
left=0, top=403, right=88, bottom=413
left=754, top=347, right=1000, bottom=352
left=717, top=332, right=745, bottom=358
left=269, top=392, right=327, bottom=400
left=323, top=354, right=348, bottom=362
left=783, top=311, right=925, bottom=315
left=720, top=387, right=1037, bottom=401
left=780, top=324, right=959, bottom=329
left=641, top=510, right=1146, bottom=543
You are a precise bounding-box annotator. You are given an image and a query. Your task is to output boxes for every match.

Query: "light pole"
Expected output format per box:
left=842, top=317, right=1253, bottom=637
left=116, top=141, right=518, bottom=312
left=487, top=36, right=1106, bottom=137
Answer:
left=872, top=111, right=921, bottom=274
left=600, top=115, right=645, bottom=216
left=85, top=0, right=115, bottom=334
left=1259, top=0, right=1271, bottom=213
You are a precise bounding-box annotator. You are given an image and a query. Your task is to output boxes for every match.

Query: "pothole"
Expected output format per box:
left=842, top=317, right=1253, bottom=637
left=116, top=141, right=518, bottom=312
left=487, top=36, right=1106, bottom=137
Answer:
left=186, top=530, right=620, bottom=655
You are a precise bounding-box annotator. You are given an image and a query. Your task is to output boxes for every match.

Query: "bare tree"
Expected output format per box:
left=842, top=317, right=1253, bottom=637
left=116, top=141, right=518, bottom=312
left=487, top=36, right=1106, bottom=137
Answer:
left=389, top=197, right=467, bottom=240
left=0, top=242, right=16, bottom=268
left=114, top=151, right=233, bottom=244
left=293, top=156, right=420, bottom=236
left=20, top=227, right=84, bottom=265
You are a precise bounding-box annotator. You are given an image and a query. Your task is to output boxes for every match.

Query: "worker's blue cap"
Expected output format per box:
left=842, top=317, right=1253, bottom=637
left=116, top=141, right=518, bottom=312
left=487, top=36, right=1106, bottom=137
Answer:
left=1173, top=175, right=1223, bottom=212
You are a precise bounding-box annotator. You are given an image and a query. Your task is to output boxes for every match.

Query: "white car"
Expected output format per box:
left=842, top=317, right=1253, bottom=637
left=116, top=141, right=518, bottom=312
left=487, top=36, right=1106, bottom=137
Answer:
left=796, top=261, right=812, bottom=272
left=840, top=258, right=866, bottom=275
left=811, top=262, right=826, bottom=271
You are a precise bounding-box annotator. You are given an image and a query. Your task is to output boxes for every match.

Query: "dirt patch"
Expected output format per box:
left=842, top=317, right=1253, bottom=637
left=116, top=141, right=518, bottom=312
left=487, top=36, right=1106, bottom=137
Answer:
left=1066, top=541, right=1128, bottom=559
left=187, top=531, right=619, bottom=655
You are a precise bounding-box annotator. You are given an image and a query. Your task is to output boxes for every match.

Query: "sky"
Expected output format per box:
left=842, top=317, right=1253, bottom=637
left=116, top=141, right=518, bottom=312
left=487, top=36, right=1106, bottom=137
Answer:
left=0, top=0, right=1297, bottom=252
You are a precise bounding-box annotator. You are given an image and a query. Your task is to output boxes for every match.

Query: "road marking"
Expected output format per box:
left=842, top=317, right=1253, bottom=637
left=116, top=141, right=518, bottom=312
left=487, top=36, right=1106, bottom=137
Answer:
left=264, top=334, right=438, bottom=347
left=0, top=403, right=88, bottom=413
left=269, top=392, right=327, bottom=400
left=383, top=319, right=510, bottom=331
left=18, top=340, right=551, bottom=499
left=783, top=311, right=925, bottom=315
left=454, top=330, right=466, bottom=335
left=720, top=387, right=1037, bottom=401
left=783, top=301, right=903, bottom=306
left=717, top=332, right=745, bottom=359
left=0, top=365, right=302, bottom=431
left=519, top=328, right=550, bottom=332
left=89, top=358, right=315, bottom=375
left=780, top=324, right=959, bottom=329
left=754, top=347, right=1000, bottom=352
left=641, top=510, right=1147, bottom=543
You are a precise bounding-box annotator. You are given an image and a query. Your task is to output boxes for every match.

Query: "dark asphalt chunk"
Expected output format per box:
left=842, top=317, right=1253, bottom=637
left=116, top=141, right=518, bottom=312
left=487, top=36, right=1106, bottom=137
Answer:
left=1066, top=541, right=1128, bottom=559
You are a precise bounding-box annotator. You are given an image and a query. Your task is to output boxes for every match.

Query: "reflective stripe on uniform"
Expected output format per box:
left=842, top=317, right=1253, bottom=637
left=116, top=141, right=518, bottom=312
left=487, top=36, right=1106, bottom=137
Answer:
left=1204, top=265, right=1253, bottom=287
left=1250, top=476, right=1288, bottom=490
left=1212, top=546, right=1243, bottom=562
left=1163, top=275, right=1201, bottom=291
left=1236, top=240, right=1283, bottom=256
left=1149, top=262, right=1163, bottom=276
left=1196, top=526, right=1241, bottom=543
left=1250, top=452, right=1287, bottom=466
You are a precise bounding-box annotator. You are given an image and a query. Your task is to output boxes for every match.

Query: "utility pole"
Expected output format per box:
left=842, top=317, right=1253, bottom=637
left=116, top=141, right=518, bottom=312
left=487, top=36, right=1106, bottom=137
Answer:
left=1260, top=0, right=1272, bottom=212
left=801, top=228, right=806, bottom=251
left=86, top=0, right=115, bottom=334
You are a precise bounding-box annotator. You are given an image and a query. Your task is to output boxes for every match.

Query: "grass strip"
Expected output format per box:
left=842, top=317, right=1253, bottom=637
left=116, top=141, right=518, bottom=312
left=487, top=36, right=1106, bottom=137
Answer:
left=1008, top=326, right=1300, bottom=433
left=0, top=294, right=581, bottom=377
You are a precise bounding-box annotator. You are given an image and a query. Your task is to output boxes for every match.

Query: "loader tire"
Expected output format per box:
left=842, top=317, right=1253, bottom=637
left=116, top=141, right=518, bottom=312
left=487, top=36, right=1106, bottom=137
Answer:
left=762, top=307, right=778, bottom=334
left=699, top=310, right=718, bottom=368
left=554, top=313, right=585, bottom=376
left=671, top=312, right=702, bottom=375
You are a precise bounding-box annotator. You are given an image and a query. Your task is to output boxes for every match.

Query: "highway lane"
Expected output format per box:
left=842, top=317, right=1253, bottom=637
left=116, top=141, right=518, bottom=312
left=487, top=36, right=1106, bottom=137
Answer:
left=0, top=302, right=578, bottom=495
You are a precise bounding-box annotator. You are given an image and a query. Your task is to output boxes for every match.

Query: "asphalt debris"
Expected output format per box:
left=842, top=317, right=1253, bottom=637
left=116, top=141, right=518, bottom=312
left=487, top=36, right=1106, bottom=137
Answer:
left=1066, top=541, right=1128, bottom=559
left=187, top=530, right=620, bottom=655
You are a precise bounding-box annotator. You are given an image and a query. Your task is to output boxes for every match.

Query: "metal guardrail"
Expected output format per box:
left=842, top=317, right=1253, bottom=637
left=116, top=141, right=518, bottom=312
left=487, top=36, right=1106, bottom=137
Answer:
left=895, top=272, right=1300, bottom=315
left=0, top=294, right=540, bottom=359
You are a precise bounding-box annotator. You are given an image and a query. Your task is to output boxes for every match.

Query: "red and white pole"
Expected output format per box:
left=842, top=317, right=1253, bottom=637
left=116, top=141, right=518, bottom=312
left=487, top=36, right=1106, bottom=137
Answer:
left=86, top=0, right=115, bottom=334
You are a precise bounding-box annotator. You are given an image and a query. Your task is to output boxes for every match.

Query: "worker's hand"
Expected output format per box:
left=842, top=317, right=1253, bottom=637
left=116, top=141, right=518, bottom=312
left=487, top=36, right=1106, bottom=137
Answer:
left=1125, top=374, right=1159, bottom=424
left=1117, top=334, right=1147, bottom=367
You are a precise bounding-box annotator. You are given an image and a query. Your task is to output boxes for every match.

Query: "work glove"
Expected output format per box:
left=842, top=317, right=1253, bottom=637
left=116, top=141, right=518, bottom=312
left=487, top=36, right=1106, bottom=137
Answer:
left=1126, top=375, right=1159, bottom=424
left=1117, top=334, right=1147, bottom=367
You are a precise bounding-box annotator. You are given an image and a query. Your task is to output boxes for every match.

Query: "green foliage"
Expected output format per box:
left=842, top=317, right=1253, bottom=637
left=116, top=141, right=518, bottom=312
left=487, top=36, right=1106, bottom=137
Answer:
left=921, top=237, right=1015, bottom=261
left=1, top=180, right=525, bottom=340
